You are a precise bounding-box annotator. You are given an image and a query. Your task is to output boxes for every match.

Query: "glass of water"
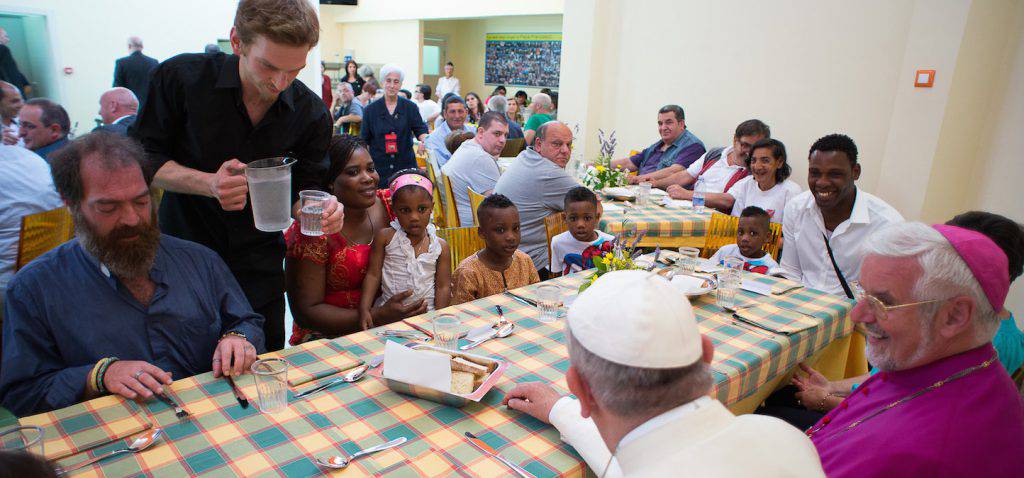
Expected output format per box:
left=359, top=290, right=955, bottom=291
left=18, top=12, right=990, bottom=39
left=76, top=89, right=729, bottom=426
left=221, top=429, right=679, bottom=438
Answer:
left=537, top=284, right=561, bottom=323
left=0, top=426, right=44, bottom=457
left=251, top=358, right=289, bottom=414
left=432, top=313, right=462, bottom=350
left=716, top=268, right=741, bottom=310
left=299, top=190, right=331, bottom=236
left=637, top=181, right=652, bottom=207
left=676, top=247, right=701, bottom=275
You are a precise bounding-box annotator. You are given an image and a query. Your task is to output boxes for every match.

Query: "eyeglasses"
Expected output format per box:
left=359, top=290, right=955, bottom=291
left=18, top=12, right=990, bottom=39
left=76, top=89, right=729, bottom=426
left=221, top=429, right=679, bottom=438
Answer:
left=855, top=292, right=944, bottom=322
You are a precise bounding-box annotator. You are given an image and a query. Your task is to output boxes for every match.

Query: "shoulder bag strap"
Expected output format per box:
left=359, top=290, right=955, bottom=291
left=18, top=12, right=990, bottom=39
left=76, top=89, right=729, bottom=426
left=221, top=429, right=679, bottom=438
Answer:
left=823, top=233, right=855, bottom=299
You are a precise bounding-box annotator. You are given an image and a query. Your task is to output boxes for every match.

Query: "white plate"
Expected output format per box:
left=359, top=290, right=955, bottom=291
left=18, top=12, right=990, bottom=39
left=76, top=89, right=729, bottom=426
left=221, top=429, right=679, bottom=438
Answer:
left=670, top=274, right=715, bottom=297
left=602, top=186, right=635, bottom=199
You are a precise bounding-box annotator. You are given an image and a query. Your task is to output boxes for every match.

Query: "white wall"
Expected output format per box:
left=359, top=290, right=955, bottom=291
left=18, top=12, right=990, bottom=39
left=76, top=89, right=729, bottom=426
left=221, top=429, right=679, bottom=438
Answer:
left=0, top=0, right=323, bottom=135
left=322, top=0, right=563, bottom=23
left=326, top=19, right=422, bottom=90
left=969, top=0, right=1024, bottom=318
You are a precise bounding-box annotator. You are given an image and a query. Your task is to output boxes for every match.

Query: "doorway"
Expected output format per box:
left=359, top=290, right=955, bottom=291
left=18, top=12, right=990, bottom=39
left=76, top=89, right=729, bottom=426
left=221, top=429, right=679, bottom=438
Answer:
left=422, top=34, right=448, bottom=97
left=0, top=13, right=56, bottom=100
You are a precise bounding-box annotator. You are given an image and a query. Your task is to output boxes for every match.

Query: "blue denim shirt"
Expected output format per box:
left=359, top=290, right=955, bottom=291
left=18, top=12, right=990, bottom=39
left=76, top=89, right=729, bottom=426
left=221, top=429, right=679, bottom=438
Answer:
left=0, top=234, right=264, bottom=415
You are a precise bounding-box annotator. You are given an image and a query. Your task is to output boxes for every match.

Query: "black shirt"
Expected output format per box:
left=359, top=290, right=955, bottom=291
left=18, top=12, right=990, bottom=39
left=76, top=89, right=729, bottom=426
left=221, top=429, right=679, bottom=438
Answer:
left=130, top=52, right=331, bottom=308
left=360, top=96, right=428, bottom=188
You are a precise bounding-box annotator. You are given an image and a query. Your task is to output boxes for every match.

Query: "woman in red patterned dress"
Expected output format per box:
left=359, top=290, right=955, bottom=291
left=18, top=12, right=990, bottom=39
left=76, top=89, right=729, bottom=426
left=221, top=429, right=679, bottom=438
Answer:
left=284, top=135, right=427, bottom=345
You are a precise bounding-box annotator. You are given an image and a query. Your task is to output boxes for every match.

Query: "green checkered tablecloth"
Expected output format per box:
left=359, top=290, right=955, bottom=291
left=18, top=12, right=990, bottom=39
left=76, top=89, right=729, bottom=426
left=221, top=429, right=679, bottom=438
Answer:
left=20, top=271, right=853, bottom=477
left=599, top=203, right=711, bottom=245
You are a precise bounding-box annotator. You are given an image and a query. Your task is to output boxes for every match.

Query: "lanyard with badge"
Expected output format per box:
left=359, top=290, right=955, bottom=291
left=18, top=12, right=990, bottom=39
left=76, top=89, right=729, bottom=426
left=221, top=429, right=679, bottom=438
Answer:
left=385, top=132, right=398, bottom=155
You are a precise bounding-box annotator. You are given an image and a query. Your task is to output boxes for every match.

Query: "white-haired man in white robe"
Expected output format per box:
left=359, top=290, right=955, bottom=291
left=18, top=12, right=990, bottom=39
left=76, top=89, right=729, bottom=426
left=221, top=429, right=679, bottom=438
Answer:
left=503, top=270, right=825, bottom=477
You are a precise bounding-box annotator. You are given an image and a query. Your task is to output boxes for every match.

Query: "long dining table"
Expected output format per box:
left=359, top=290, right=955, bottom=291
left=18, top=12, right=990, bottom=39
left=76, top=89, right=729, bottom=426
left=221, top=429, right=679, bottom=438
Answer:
left=598, top=201, right=711, bottom=248
left=16, top=270, right=862, bottom=477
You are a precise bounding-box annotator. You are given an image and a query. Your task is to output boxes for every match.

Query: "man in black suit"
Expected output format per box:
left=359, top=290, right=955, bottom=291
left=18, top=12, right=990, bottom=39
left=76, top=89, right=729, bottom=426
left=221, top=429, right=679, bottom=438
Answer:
left=113, top=36, right=158, bottom=105
left=93, top=87, right=138, bottom=135
left=0, top=28, right=29, bottom=96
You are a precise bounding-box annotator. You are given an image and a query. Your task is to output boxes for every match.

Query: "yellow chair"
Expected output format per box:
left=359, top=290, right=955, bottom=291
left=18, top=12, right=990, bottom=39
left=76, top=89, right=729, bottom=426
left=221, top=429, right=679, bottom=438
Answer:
left=544, top=211, right=568, bottom=275
left=500, top=138, right=526, bottom=158
left=440, top=174, right=460, bottom=228
left=16, top=207, right=74, bottom=271
left=424, top=161, right=446, bottom=227
left=437, top=226, right=484, bottom=273
left=467, top=188, right=486, bottom=226
left=701, top=213, right=783, bottom=260
left=348, top=122, right=361, bottom=136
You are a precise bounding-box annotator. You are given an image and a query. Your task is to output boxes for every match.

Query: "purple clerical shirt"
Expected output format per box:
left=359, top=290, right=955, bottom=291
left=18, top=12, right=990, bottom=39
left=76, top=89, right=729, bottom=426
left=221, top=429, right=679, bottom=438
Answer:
left=811, top=344, right=1024, bottom=477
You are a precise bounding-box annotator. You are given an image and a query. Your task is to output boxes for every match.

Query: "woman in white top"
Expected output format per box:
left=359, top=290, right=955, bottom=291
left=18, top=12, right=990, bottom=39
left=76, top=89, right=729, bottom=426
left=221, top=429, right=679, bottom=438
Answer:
left=728, top=138, right=801, bottom=223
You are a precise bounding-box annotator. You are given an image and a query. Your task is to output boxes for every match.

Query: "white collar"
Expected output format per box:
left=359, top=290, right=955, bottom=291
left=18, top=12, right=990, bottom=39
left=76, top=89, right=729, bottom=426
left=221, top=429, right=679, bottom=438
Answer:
left=113, top=114, right=133, bottom=124
left=617, top=396, right=713, bottom=449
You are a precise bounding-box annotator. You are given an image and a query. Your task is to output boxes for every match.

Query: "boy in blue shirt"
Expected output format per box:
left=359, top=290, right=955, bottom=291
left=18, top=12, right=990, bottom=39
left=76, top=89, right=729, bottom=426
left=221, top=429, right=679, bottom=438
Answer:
left=710, top=206, right=779, bottom=275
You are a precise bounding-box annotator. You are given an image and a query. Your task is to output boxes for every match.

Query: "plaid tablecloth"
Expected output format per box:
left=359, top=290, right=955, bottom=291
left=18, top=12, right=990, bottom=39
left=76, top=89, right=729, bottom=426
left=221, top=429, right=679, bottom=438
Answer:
left=20, top=271, right=853, bottom=477
left=599, top=203, right=711, bottom=246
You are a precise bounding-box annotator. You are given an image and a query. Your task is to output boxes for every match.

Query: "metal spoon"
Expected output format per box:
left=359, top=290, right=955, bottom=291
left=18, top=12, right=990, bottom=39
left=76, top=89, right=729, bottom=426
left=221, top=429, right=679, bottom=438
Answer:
left=316, top=437, right=408, bottom=469
left=55, top=428, right=163, bottom=476
left=294, top=364, right=369, bottom=399
left=459, top=322, right=515, bottom=350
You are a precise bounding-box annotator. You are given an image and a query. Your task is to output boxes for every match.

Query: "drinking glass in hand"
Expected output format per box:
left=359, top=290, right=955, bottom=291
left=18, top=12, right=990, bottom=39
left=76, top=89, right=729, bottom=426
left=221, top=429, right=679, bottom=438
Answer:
left=251, top=358, right=289, bottom=414
left=299, top=190, right=331, bottom=237
left=537, top=284, right=561, bottom=323
left=432, top=313, right=462, bottom=350
left=0, top=426, right=44, bottom=457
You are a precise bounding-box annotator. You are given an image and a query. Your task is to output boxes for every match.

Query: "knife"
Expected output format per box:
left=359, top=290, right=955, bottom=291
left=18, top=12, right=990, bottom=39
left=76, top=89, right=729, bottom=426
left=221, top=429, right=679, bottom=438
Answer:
left=225, top=375, right=249, bottom=408
left=503, top=291, right=538, bottom=308
left=464, top=432, right=534, bottom=478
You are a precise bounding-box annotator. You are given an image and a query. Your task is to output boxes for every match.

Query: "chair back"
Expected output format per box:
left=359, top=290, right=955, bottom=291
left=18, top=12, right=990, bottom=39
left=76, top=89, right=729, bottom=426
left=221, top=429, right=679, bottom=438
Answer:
left=544, top=211, right=568, bottom=272
left=437, top=226, right=484, bottom=273
left=467, top=188, right=486, bottom=226
left=500, top=137, right=525, bottom=158
left=348, top=122, right=361, bottom=136
left=16, top=207, right=74, bottom=271
left=440, top=174, right=461, bottom=227
left=424, top=160, right=446, bottom=227
left=701, top=212, right=783, bottom=260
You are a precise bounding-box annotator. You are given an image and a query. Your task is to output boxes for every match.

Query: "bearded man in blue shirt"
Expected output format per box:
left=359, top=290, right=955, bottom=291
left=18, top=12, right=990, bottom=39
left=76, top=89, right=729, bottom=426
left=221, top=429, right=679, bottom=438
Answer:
left=0, top=132, right=264, bottom=416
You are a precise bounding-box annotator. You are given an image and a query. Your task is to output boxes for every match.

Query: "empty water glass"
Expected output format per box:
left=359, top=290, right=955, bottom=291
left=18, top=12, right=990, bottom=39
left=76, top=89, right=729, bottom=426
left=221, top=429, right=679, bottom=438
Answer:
left=251, top=358, right=289, bottom=414
left=0, top=426, right=44, bottom=457
left=716, top=268, right=741, bottom=311
left=299, top=190, right=331, bottom=236
left=676, top=247, right=701, bottom=275
left=432, top=313, right=462, bottom=350
left=638, top=181, right=652, bottom=207
left=537, top=284, right=561, bottom=323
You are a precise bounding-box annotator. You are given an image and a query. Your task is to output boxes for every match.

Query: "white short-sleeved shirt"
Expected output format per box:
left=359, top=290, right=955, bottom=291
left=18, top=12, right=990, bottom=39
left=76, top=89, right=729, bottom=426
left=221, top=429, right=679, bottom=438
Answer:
left=550, top=230, right=615, bottom=275
left=417, top=99, right=440, bottom=124
left=686, top=146, right=746, bottom=193
left=709, top=244, right=780, bottom=276
left=779, top=189, right=904, bottom=295
left=728, top=177, right=802, bottom=223
left=0, top=145, right=63, bottom=290
left=436, top=76, right=461, bottom=99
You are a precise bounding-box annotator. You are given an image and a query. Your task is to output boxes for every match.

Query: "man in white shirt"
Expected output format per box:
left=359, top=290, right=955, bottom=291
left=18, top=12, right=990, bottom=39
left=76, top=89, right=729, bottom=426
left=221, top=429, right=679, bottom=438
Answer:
left=435, top=61, right=460, bottom=99
left=0, top=81, right=24, bottom=146
left=662, top=119, right=770, bottom=207
left=425, top=95, right=476, bottom=167
left=503, top=270, right=825, bottom=477
left=0, top=145, right=63, bottom=316
left=780, top=134, right=903, bottom=296
left=413, top=84, right=440, bottom=125
left=442, top=111, right=508, bottom=226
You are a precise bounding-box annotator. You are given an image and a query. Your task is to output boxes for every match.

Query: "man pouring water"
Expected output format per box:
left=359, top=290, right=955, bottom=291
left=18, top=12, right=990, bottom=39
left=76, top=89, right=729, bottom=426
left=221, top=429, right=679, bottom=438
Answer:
left=131, top=0, right=340, bottom=351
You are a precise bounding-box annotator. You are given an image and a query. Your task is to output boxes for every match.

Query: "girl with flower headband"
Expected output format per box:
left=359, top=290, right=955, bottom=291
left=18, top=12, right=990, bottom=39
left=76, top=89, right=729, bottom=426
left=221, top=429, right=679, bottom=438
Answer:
left=359, top=169, right=451, bottom=329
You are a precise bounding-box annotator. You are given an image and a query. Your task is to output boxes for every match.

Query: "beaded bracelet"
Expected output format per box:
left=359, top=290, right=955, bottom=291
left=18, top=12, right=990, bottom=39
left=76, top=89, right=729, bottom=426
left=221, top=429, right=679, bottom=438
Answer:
left=96, top=357, right=119, bottom=394
left=221, top=331, right=248, bottom=342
